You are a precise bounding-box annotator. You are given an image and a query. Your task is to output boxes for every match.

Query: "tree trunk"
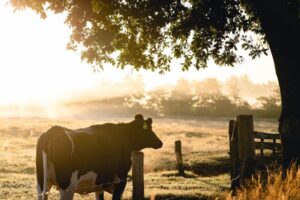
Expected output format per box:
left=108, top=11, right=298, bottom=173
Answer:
left=251, top=0, right=300, bottom=172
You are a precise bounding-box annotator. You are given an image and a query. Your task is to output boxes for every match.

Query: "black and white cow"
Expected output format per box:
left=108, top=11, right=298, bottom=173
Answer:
left=36, top=114, right=163, bottom=200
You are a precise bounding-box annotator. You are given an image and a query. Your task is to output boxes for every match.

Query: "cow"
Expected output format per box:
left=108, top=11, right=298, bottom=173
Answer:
left=36, top=114, right=163, bottom=200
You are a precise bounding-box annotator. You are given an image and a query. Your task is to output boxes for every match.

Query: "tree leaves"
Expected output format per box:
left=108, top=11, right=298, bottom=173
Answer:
left=9, top=0, right=275, bottom=71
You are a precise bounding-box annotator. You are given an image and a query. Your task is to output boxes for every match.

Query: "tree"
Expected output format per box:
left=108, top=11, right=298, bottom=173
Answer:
left=10, top=0, right=300, bottom=170
left=172, top=78, right=193, bottom=100
left=226, top=76, right=241, bottom=100
left=255, top=88, right=281, bottom=117
left=193, top=78, right=221, bottom=95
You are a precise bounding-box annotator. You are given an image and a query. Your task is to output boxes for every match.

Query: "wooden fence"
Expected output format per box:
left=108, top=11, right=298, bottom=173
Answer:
left=175, top=140, right=185, bottom=176
left=131, top=151, right=144, bottom=200
left=228, top=115, right=282, bottom=181
left=131, top=140, right=187, bottom=200
left=253, top=131, right=281, bottom=159
left=134, top=116, right=281, bottom=198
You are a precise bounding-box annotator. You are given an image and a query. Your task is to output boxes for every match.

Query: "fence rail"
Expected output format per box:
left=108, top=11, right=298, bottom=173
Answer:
left=253, top=131, right=280, bottom=139
left=254, top=142, right=281, bottom=151
left=253, top=131, right=281, bottom=158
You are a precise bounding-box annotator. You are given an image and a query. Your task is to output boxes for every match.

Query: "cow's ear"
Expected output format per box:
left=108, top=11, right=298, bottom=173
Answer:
left=135, top=114, right=144, bottom=122
left=146, top=118, right=152, bottom=125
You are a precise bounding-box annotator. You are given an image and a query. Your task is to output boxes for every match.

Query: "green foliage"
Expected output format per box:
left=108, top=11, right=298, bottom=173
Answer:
left=67, top=78, right=280, bottom=118
left=10, top=0, right=271, bottom=71
left=254, top=89, right=281, bottom=118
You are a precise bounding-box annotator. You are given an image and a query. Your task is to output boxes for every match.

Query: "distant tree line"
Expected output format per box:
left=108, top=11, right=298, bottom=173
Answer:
left=67, top=76, right=280, bottom=118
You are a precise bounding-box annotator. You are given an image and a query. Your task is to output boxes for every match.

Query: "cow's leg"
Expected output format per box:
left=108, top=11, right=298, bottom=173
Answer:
left=59, top=189, right=74, bottom=200
left=37, top=181, right=43, bottom=200
left=95, top=191, right=105, bottom=200
left=37, top=182, right=52, bottom=200
left=112, top=181, right=127, bottom=200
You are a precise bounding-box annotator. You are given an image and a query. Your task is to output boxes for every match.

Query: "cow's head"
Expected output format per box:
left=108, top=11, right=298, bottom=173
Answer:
left=130, top=114, right=163, bottom=151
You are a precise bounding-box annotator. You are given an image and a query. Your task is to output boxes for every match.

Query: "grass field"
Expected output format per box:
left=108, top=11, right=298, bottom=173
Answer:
left=0, top=117, right=278, bottom=199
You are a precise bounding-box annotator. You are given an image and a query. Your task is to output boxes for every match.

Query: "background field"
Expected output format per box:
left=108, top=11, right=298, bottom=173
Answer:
left=0, top=117, right=278, bottom=199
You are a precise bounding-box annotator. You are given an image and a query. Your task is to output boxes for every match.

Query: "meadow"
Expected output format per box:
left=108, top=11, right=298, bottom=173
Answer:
left=0, top=116, right=278, bottom=199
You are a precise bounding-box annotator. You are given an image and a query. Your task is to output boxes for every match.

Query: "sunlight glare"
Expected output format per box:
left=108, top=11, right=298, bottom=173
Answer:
left=0, top=1, right=277, bottom=112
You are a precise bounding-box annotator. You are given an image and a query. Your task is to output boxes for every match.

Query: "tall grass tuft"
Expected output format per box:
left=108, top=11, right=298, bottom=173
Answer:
left=226, top=166, right=300, bottom=200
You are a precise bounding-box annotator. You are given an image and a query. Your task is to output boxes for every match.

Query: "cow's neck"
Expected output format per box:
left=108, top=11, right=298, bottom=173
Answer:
left=115, top=123, right=139, bottom=153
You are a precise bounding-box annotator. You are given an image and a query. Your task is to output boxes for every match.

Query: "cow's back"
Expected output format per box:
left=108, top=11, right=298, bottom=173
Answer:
left=72, top=124, right=127, bottom=184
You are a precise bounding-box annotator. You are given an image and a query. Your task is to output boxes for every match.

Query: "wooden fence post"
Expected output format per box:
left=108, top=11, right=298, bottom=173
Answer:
left=175, top=140, right=185, bottom=176
left=228, top=120, right=239, bottom=179
left=272, top=135, right=276, bottom=159
left=132, top=151, right=144, bottom=200
left=236, top=115, right=255, bottom=181
left=260, top=138, right=264, bottom=157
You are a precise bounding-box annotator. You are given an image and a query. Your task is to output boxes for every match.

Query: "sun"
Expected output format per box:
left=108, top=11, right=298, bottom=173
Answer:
left=0, top=2, right=99, bottom=106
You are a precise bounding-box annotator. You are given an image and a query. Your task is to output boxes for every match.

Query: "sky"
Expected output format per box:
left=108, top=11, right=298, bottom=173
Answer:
left=0, top=1, right=278, bottom=107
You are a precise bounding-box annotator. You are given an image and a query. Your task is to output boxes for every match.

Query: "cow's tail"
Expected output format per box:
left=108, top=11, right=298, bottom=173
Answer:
left=36, top=132, right=48, bottom=200
left=42, top=150, right=48, bottom=199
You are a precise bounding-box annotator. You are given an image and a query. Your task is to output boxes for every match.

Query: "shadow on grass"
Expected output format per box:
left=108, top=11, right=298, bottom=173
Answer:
left=161, top=172, right=197, bottom=178
left=144, top=194, right=215, bottom=200
left=187, top=157, right=230, bottom=177
left=0, top=167, right=35, bottom=174
left=165, top=131, right=207, bottom=138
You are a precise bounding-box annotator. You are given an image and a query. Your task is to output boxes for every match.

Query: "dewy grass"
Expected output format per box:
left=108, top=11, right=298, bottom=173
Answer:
left=225, top=166, right=300, bottom=200
left=0, top=117, right=278, bottom=199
